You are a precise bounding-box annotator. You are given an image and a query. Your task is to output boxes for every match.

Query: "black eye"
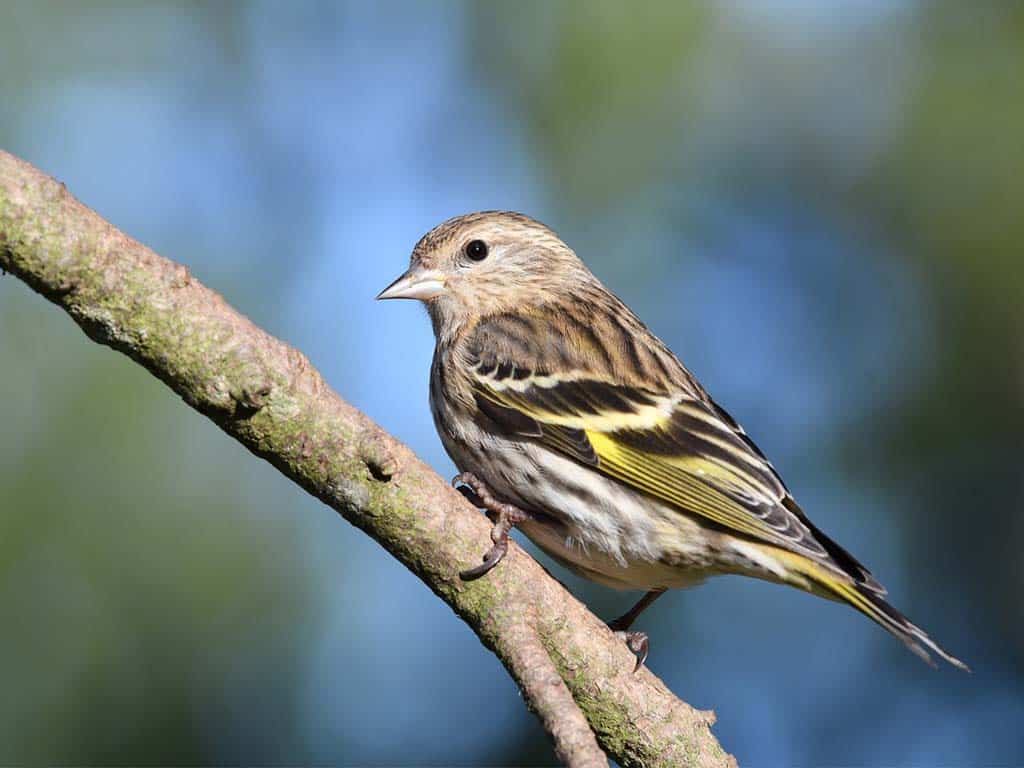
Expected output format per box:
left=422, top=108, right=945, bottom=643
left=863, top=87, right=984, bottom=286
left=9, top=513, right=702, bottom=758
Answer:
left=465, top=239, right=488, bottom=261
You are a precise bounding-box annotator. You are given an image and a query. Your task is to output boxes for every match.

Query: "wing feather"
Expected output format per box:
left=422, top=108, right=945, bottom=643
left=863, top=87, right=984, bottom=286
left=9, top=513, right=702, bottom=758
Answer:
left=463, top=312, right=884, bottom=593
left=471, top=364, right=892, bottom=588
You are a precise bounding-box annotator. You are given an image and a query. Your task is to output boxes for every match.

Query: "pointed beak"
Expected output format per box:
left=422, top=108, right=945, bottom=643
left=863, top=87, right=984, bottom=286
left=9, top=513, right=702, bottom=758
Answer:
left=376, top=266, right=446, bottom=301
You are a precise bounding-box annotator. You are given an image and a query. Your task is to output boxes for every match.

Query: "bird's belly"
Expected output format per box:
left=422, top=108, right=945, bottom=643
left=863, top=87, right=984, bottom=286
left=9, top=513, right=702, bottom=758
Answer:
left=448, top=434, right=718, bottom=591
left=517, top=516, right=711, bottom=591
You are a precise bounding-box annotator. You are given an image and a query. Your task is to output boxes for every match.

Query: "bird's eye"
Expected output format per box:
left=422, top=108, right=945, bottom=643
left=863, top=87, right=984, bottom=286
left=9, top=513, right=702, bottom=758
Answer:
left=465, top=239, right=488, bottom=261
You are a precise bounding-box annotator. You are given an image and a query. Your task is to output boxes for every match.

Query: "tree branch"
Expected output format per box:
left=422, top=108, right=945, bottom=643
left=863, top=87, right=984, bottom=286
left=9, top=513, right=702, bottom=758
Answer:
left=0, top=149, right=735, bottom=768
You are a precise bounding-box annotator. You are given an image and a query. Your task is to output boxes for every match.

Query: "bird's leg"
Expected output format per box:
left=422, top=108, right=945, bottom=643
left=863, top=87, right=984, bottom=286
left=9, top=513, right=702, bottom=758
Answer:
left=608, top=588, right=667, bottom=672
left=453, top=471, right=532, bottom=581
left=608, top=588, right=666, bottom=631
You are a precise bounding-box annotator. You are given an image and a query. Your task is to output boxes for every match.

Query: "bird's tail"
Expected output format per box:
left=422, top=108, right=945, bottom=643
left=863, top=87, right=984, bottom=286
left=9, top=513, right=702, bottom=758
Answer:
left=766, top=546, right=970, bottom=671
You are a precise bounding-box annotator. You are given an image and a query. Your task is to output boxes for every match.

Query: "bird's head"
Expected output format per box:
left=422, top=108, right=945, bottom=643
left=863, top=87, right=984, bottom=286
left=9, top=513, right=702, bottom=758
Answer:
left=377, top=211, right=591, bottom=340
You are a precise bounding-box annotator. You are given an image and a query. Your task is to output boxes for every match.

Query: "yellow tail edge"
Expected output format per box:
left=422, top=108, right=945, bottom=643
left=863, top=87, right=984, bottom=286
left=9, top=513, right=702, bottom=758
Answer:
left=766, top=546, right=970, bottom=672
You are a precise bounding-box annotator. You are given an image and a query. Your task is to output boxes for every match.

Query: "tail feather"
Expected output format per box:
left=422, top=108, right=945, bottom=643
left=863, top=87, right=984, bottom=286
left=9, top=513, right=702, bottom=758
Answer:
left=781, top=497, right=888, bottom=596
left=826, top=577, right=970, bottom=671
left=767, top=546, right=970, bottom=671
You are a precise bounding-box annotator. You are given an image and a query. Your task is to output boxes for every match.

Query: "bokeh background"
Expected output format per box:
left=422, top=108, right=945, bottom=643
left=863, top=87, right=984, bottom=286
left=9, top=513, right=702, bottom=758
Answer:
left=1, top=1, right=1022, bottom=764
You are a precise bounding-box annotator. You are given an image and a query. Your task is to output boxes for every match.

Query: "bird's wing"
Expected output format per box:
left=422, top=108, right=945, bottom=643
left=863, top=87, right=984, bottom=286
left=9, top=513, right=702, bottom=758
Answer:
left=465, top=318, right=883, bottom=591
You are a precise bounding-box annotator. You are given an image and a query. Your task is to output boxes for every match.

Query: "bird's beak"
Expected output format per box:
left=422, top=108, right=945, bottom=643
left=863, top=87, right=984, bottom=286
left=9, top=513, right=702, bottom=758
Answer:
left=376, top=266, right=446, bottom=301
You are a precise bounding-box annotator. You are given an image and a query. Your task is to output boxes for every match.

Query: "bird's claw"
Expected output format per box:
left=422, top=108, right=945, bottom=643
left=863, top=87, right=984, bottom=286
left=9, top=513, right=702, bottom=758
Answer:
left=453, top=472, right=530, bottom=581
left=455, top=483, right=485, bottom=508
left=455, top=470, right=652, bottom=666
left=614, top=630, right=650, bottom=673
left=606, top=589, right=664, bottom=672
left=459, top=539, right=508, bottom=580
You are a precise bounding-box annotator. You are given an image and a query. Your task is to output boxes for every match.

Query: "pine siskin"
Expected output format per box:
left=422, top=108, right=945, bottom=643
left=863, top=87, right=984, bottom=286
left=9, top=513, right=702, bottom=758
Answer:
left=377, top=211, right=968, bottom=671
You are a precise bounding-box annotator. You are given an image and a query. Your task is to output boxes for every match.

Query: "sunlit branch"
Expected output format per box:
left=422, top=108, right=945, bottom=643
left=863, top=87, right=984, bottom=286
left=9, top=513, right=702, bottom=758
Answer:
left=0, top=149, right=735, bottom=768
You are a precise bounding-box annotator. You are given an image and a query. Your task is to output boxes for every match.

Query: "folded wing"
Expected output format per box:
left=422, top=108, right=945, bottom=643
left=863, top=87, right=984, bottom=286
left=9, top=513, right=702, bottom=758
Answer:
left=466, top=317, right=883, bottom=593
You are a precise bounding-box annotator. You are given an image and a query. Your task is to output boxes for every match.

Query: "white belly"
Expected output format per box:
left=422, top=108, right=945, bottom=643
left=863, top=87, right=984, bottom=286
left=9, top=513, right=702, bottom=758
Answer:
left=442, top=423, right=719, bottom=591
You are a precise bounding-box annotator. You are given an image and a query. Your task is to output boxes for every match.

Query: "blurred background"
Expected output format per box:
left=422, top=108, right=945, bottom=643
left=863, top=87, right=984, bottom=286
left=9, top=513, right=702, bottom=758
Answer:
left=1, top=1, right=1021, bottom=764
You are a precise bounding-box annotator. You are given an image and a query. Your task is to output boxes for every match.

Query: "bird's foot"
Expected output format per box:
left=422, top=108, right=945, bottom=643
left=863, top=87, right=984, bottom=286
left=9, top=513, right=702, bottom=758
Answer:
left=611, top=630, right=650, bottom=673
left=453, top=472, right=531, bottom=580
left=607, top=589, right=664, bottom=672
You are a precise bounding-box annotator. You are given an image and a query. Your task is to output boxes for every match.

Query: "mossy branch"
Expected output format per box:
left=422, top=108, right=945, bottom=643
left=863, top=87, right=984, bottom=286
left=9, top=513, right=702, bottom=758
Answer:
left=0, top=149, right=735, bottom=768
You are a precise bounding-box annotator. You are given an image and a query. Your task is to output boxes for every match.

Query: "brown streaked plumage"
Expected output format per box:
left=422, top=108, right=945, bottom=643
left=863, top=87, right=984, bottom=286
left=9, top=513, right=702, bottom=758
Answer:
left=377, top=211, right=968, bottom=671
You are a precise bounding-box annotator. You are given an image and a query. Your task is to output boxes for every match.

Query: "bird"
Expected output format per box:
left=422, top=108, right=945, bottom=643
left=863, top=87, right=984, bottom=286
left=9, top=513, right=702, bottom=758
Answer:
left=377, top=210, right=968, bottom=672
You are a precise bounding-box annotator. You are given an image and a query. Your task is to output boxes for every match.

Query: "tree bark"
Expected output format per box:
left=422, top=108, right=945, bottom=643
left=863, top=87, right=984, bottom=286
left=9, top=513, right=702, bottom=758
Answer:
left=0, top=149, right=736, bottom=768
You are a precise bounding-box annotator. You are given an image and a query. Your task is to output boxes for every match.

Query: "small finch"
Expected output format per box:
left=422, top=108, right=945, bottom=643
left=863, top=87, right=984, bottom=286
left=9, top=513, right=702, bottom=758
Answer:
left=378, top=211, right=967, bottom=671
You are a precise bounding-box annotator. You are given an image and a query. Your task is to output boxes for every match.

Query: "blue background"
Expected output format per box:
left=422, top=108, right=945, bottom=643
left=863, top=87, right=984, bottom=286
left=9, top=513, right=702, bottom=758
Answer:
left=1, top=2, right=1021, bottom=764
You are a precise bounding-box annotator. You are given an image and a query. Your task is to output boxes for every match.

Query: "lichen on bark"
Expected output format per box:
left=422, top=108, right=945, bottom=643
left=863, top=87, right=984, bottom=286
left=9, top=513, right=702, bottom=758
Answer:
left=0, top=149, right=736, bottom=768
